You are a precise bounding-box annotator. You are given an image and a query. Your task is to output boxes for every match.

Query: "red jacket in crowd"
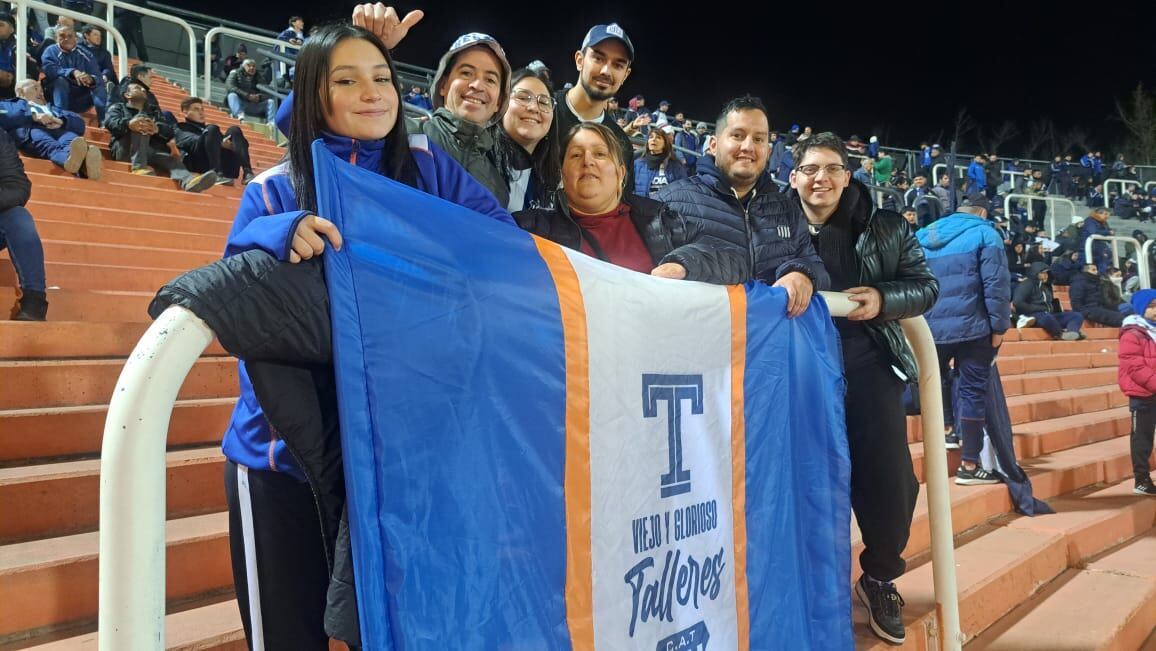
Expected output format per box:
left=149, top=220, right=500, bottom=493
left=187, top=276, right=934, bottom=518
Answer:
left=1118, top=320, right=1156, bottom=398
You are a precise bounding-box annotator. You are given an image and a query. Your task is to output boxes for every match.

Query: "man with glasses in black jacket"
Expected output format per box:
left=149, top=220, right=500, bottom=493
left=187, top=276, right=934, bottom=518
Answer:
left=789, top=131, right=939, bottom=646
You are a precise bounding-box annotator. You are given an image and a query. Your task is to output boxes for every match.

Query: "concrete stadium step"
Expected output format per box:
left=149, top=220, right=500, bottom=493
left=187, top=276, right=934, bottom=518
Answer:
left=0, top=398, right=234, bottom=463
left=0, top=259, right=194, bottom=293
left=29, top=201, right=234, bottom=236
left=0, top=512, right=231, bottom=641
left=1002, top=367, right=1119, bottom=397
left=21, top=599, right=245, bottom=650
left=1004, top=326, right=1119, bottom=341
left=0, top=288, right=156, bottom=322
left=33, top=218, right=226, bottom=252
left=20, top=157, right=247, bottom=198
left=37, top=240, right=218, bottom=270
left=29, top=186, right=238, bottom=220
left=995, top=350, right=1117, bottom=375
left=0, top=321, right=225, bottom=360
left=850, top=436, right=1137, bottom=583
left=1000, top=338, right=1119, bottom=355
left=859, top=480, right=1156, bottom=650
left=0, top=447, right=226, bottom=543
left=907, top=398, right=1130, bottom=482
left=1004, top=385, right=1128, bottom=426
left=967, top=526, right=1156, bottom=650
left=28, top=172, right=243, bottom=208
left=0, top=356, right=237, bottom=410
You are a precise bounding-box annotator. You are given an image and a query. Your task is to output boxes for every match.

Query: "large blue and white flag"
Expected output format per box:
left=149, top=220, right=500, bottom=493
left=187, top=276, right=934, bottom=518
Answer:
left=314, top=142, right=853, bottom=650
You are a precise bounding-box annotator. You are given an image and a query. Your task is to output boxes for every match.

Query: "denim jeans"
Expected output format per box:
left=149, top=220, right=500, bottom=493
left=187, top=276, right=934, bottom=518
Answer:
left=0, top=206, right=46, bottom=292
left=226, top=93, right=276, bottom=121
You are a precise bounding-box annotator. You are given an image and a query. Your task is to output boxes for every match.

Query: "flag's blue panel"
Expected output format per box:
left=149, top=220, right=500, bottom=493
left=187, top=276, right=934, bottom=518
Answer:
left=743, top=289, right=852, bottom=649
left=315, top=143, right=571, bottom=649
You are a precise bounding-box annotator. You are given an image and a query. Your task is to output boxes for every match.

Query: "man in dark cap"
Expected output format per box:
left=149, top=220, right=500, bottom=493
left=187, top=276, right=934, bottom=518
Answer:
left=555, top=23, right=638, bottom=191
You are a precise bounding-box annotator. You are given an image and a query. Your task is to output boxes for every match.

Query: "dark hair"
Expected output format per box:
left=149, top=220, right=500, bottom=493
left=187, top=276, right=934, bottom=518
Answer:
left=289, top=15, right=303, bottom=24
left=179, top=96, right=203, bottom=112
left=80, top=24, right=100, bottom=36
left=288, top=23, right=417, bottom=213
left=714, top=95, right=769, bottom=134
left=646, top=128, right=675, bottom=161
left=500, top=66, right=560, bottom=205
left=791, top=131, right=849, bottom=168
left=130, top=63, right=150, bottom=79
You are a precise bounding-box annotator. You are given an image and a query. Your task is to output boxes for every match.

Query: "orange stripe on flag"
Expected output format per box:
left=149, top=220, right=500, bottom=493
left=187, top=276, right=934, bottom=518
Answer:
left=533, top=236, right=594, bottom=649
left=727, top=284, right=750, bottom=650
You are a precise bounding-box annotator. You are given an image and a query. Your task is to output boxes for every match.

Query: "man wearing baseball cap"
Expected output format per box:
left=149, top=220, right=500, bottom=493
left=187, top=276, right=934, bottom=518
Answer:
left=415, top=32, right=513, bottom=205
left=555, top=22, right=637, bottom=192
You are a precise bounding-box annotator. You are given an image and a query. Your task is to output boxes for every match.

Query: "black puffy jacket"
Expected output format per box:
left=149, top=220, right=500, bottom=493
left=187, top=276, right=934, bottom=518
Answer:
left=655, top=155, right=830, bottom=289
left=514, top=192, right=750, bottom=284
left=0, top=129, right=31, bottom=212
left=147, top=253, right=363, bottom=646
left=790, top=180, right=939, bottom=380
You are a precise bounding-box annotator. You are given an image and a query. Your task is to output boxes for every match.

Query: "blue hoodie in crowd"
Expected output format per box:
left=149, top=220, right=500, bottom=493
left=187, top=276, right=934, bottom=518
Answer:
left=222, top=93, right=515, bottom=478
left=916, top=212, right=1011, bottom=344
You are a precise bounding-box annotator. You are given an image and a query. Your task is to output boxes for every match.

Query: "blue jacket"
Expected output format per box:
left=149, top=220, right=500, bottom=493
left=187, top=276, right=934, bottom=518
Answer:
left=674, top=130, right=699, bottom=168
left=78, top=41, right=116, bottom=85
left=0, top=37, right=14, bottom=74
left=655, top=155, right=829, bottom=288
left=916, top=213, right=1010, bottom=343
left=0, top=98, right=85, bottom=143
left=966, top=161, right=986, bottom=192
left=40, top=44, right=100, bottom=83
left=1078, top=217, right=1112, bottom=264
left=633, top=157, right=687, bottom=197
left=222, top=132, right=515, bottom=478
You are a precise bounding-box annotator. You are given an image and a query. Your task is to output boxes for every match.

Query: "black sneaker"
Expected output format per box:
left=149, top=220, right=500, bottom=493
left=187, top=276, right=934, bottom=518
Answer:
left=1134, top=479, right=1156, bottom=496
left=855, top=574, right=906, bottom=645
left=956, top=465, right=1000, bottom=485
left=944, top=432, right=961, bottom=450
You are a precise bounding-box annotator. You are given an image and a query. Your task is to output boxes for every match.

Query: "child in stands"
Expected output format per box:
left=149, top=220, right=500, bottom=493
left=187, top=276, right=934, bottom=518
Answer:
left=1119, top=288, right=1156, bottom=495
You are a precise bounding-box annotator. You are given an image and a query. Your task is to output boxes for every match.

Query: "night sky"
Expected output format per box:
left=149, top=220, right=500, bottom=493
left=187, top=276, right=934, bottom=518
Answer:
left=174, top=0, right=1155, bottom=155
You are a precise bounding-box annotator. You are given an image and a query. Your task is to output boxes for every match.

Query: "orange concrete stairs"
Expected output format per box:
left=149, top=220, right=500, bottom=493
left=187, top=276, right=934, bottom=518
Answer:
left=0, top=76, right=284, bottom=648
left=853, top=325, right=1156, bottom=649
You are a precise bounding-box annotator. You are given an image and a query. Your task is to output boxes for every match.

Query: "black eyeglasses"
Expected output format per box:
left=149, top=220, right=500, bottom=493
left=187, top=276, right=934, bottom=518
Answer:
left=795, top=164, right=847, bottom=177
left=510, top=89, right=555, bottom=112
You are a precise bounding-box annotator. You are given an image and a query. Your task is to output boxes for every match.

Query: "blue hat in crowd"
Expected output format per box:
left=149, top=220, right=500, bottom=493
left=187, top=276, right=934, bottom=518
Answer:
left=1131, top=289, right=1156, bottom=318
left=581, top=23, right=635, bottom=62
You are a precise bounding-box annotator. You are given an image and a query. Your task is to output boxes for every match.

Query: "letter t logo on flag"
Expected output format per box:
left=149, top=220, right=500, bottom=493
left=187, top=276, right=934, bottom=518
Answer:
left=641, top=374, right=704, bottom=498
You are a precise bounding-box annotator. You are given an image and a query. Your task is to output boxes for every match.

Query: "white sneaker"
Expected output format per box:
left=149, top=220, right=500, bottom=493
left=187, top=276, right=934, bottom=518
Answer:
left=1016, top=315, right=1036, bottom=328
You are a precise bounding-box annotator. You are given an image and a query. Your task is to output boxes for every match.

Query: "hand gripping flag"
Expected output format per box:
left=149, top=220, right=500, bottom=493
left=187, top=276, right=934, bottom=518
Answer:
left=314, top=142, right=853, bottom=650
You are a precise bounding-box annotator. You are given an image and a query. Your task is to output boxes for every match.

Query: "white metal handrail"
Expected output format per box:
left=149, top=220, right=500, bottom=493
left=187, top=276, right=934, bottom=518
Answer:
left=1104, top=177, right=1140, bottom=207
left=100, top=295, right=959, bottom=650
left=932, top=162, right=968, bottom=181
left=202, top=26, right=290, bottom=101
left=13, top=0, right=128, bottom=83
left=1146, top=181, right=1156, bottom=193
left=1002, top=193, right=1077, bottom=237
left=1085, top=235, right=1148, bottom=288
left=104, top=0, right=198, bottom=96
left=98, top=306, right=214, bottom=649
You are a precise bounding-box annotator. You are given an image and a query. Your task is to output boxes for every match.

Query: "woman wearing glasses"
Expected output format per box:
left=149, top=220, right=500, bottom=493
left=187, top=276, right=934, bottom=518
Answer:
left=499, top=67, right=560, bottom=211
left=514, top=121, right=747, bottom=283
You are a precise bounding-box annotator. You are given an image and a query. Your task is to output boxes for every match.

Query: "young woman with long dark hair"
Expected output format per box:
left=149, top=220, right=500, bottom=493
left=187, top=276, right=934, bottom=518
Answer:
left=499, top=66, right=560, bottom=211
left=219, top=22, right=512, bottom=649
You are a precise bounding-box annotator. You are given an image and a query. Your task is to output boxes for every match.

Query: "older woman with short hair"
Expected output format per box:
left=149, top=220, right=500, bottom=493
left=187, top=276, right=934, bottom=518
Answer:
left=514, top=122, right=746, bottom=283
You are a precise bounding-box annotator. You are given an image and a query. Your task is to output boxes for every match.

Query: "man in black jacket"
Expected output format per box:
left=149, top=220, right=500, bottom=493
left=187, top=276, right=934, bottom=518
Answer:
left=175, top=96, right=253, bottom=185
left=103, top=82, right=217, bottom=192
left=656, top=95, right=829, bottom=317
left=788, top=131, right=938, bottom=645
left=1013, top=262, right=1084, bottom=340
left=0, top=129, right=47, bottom=320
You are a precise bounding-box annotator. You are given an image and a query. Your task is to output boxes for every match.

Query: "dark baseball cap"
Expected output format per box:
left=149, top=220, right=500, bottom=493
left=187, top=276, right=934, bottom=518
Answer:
left=581, top=23, right=635, bottom=62
left=962, top=192, right=992, bottom=213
